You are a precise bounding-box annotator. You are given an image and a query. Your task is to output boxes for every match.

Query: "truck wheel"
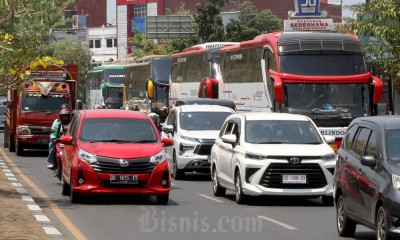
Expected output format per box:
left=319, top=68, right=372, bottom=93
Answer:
left=3, top=124, right=9, bottom=148
left=16, top=142, right=24, bottom=156
left=9, top=134, right=15, bottom=152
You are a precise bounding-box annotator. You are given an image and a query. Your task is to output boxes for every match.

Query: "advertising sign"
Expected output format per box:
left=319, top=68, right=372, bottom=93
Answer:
left=288, top=0, right=327, bottom=18
left=284, top=19, right=333, bottom=31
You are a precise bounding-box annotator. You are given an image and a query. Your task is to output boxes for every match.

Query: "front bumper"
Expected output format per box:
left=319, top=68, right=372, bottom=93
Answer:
left=240, top=159, right=334, bottom=197
left=72, top=160, right=171, bottom=195
left=17, top=134, right=49, bottom=149
left=386, top=188, right=400, bottom=237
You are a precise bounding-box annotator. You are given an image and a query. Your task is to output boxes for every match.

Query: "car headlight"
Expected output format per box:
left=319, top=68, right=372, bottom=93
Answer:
left=321, top=153, right=336, bottom=161
left=17, top=125, right=31, bottom=135
left=245, top=152, right=267, bottom=160
left=150, top=150, right=166, bottom=165
left=79, top=149, right=97, bottom=164
left=392, top=174, right=400, bottom=191
left=180, top=135, right=199, bottom=143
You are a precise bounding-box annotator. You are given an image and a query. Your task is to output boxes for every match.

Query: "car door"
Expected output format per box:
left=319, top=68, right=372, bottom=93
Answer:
left=226, top=119, right=241, bottom=185
left=215, top=120, right=235, bottom=186
left=356, top=123, right=379, bottom=224
left=345, top=126, right=371, bottom=218
left=62, top=113, right=80, bottom=182
left=163, top=109, right=176, bottom=164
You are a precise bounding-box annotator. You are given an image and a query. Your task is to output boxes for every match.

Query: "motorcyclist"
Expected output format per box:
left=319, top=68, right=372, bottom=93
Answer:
left=148, top=112, right=161, bottom=132
left=46, top=105, right=72, bottom=170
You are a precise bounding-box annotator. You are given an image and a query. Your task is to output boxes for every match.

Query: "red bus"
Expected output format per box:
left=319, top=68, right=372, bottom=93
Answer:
left=169, top=42, right=238, bottom=107
left=213, top=31, right=383, bottom=150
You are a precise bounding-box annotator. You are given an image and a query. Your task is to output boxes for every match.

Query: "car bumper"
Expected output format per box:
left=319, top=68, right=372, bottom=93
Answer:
left=72, top=160, right=171, bottom=196
left=386, top=189, right=400, bottom=237
left=17, top=135, right=49, bottom=147
left=176, top=154, right=211, bottom=172
left=240, top=159, right=334, bottom=197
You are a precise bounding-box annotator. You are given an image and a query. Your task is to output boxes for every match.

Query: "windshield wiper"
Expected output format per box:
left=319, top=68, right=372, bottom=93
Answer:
left=132, top=140, right=157, bottom=143
left=254, top=141, right=284, bottom=144
left=96, top=139, right=133, bottom=143
left=305, top=141, right=322, bottom=144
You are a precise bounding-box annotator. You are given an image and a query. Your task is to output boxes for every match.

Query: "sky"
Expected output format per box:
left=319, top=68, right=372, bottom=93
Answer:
left=328, top=0, right=366, bottom=19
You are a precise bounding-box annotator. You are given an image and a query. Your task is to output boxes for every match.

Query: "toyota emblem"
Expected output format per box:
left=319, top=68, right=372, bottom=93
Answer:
left=289, top=157, right=301, bottom=165
left=119, top=159, right=129, bottom=167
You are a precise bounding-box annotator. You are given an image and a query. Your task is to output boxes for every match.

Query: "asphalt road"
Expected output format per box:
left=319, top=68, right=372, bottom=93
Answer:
left=0, top=131, right=377, bottom=240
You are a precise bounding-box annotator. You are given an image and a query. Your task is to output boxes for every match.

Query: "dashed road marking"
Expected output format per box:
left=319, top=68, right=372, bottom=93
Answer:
left=257, top=215, right=297, bottom=230
left=0, top=150, right=64, bottom=239
left=198, top=194, right=224, bottom=203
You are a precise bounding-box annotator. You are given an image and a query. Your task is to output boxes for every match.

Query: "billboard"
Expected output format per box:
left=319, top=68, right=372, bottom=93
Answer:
left=145, top=15, right=193, bottom=39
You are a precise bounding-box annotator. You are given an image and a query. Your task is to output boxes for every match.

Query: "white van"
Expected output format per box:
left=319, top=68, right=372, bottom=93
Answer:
left=162, top=104, right=235, bottom=180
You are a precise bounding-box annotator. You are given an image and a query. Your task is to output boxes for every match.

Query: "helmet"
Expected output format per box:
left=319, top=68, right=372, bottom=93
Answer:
left=59, top=104, right=70, bottom=110
left=148, top=112, right=159, bottom=124
left=59, top=107, right=71, bottom=124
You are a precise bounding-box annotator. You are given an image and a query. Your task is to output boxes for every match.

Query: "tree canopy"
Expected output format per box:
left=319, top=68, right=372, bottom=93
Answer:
left=348, top=0, right=400, bottom=80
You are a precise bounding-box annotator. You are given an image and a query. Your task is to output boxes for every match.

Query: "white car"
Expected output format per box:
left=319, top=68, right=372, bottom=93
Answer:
left=162, top=104, right=235, bottom=180
left=211, top=112, right=336, bottom=205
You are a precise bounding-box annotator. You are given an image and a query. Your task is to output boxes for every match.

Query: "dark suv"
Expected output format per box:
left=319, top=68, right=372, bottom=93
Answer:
left=334, top=116, right=400, bottom=240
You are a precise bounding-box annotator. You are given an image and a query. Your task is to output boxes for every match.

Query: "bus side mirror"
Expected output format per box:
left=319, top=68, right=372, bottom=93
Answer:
left=77, top=100, right=83, bottom=110
left=6, top=100, right=13, bottom=108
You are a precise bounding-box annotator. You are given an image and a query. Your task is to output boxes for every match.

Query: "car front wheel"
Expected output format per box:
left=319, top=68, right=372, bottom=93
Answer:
left=235, top=171, right=247, bottom=204
left=172, top=152, right=184, bottom=180
left=336, top=195, right=356, bottom=237
left=212, top=167, right=226, bottom=197
left=376, top=206, right=392, bottom=240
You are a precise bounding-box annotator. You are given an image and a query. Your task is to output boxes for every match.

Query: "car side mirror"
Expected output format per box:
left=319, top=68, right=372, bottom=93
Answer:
left=161, top=137, right=174, bottom=147
left=361, top=155, right=376, bottom=168
left=324, top=135, right=335, bottom=144
left=60, top=135, right=73, bottom=145
left=221, top=134, right=237, bottom=144
left=162, top=124, right=174, bottom=134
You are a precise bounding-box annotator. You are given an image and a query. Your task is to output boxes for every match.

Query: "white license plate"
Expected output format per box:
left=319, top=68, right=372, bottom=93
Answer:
left=110, top=175, right=138, bottom=184
left=282, top=174, right=307, bottom=184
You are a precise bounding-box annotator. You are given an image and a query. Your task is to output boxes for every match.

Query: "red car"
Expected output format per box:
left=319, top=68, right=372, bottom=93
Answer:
left=59, top=109, right=173, bottom=204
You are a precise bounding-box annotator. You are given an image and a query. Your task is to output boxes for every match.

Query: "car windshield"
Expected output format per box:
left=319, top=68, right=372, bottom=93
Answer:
left=80, top=118, right=157, bottom=143
left=386, top=129, right=400, bottom=162
left=179, top=111, right=232, bottom=131
left=245, top=120, right=322, bottom=144
left=20, top=93, right=69, bottom=112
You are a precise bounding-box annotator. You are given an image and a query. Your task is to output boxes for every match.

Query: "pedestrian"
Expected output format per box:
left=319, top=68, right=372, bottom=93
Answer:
left=46, top=105, right=72, bottom=170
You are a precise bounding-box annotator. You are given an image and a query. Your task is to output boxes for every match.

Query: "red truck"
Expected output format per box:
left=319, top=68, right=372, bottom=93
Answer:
left=3, top=64, right=79, bottom=156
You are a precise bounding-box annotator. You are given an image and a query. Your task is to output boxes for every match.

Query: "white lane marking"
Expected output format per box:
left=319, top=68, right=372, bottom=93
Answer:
left=16, top=188, right=28, bottom=194
left=12, top=182, right=23, bottom=187
left=8, top=177, right=18, bottom=181
left=43, top=227, right=62, bottom=235
left=198, top=194, right=224, bottom=203
left=2, top=169, right=11, bottom=172
left=27, top=204, right=42, bottom=211
left=5, top=172, right=14, bottom=177
left=257, top=216, right=297, bottom=230
left=22, top=196, right=34, bottom=202
left=35, top=215, right=51, bottom=222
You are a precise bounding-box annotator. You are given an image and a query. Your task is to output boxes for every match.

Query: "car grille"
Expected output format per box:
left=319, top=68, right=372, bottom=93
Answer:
left=194, top=139, right=215, bottom=156
left=92, top=156, right=156, bottom=174
left=99, top=180, right=148, bottom=188
left=259, top=163, right=327, bottom=189
left=29, top=126, right=52, bottom=135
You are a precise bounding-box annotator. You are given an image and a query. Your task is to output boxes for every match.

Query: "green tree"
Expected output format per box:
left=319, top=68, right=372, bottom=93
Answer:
left=195, top=0, right=226, bottom=42
left=225, top=2, right=282, bottom=42
left=349, top=0, right=400, bottom=79
left=0, top=0, right=73, bottom=93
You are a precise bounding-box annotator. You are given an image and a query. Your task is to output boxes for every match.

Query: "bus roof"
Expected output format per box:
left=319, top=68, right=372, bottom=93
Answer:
left=172, top=42, right=239, bottom=58
left=92, top=65, right=126, bottom=70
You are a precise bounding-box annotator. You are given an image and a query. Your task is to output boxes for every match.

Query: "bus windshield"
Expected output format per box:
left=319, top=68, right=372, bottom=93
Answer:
left=280, top=54, right=367, bottom=76
left=104, top=69, right=125, bottom=85
left=283, top=83, right=369, bottom=127
left=152, top=60, right=171, bottom=85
